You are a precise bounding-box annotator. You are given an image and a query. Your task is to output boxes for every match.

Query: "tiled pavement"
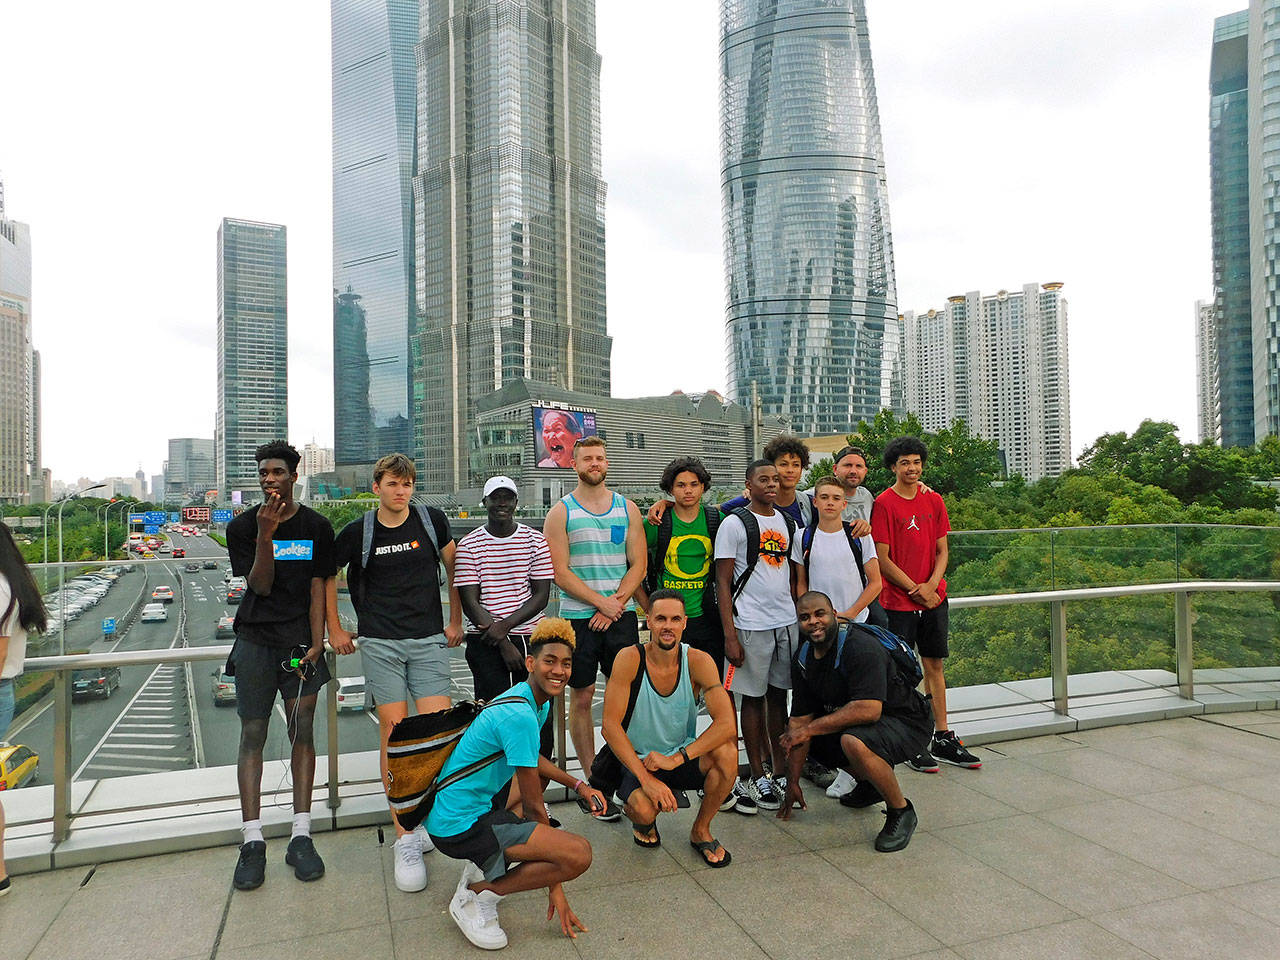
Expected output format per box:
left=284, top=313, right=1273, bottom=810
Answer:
left=4, top=711, right=1280, bottom=960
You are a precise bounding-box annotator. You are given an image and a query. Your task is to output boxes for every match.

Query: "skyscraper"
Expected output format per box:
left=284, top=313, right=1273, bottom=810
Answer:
left=0, top=176, right=37, bottom=504
left=1250, top=1, right=1280, bottom=439
left=413, top=0, right=610, bottom=490
left=903, top=283, right=1072, bottom=482
left=1196, top=299, right=1221, bottom=444
left=332, top=0, right=418, bottom=472
left=215, top=218, right=288, bottom=503
left=720, top=0, right=899, bottom=436
left=166, top=438, right=216, bottom=503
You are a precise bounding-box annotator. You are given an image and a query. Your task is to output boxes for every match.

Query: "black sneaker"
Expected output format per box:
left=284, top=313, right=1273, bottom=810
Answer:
left=698, top=787, right=738, bottom=813
left=875, top=800, right=918, bottom=853
left=753, top=775, right=782, bottom=811
left=802, top=758, right=837, bottom=789
left=906, top=749, right=940, bottom=773
left=233, top=840, right=267, bottom=890
left=931, top=731, right=981, bottom=769
left=285, top=835, right=326, bottom=882
left=838, top=779, right=883, bottom=809
left=730, top=778, right=758, bottom=815
left=599, top=798, right=622, bottom=823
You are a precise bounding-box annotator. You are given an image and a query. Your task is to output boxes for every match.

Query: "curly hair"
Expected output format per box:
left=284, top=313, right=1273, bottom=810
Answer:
left=529, top=617, right=577, bottom=654
left=659, top=456, right=711, bottom=494
left=254, top=440, right=301, bottom=473
left=763, top=434, right=810, bottom=469
left=882, top=435, right=928, bottom=470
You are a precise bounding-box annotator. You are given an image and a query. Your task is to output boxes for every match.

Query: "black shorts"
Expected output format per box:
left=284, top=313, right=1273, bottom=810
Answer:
left=429, top=806, right=538, bottom=883
left=885, top=600, right=950, bottom=659
left=683, top=611, right=725, bottom=680
left=229, top=636, right=331, bottom=720
left=618, top=755, right=705, bottom=804
left=808, top=709, right=934, bottom=770
left=463, top=633, right=554, bottom=759
left=569, top=611, right=640, bottom=688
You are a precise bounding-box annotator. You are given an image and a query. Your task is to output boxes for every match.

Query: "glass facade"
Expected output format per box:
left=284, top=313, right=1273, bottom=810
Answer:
left=720, top=0, right=899, bottom=435
left=1251, top=2, right=1280, bottom=440
left=215, top=219, right=288, bottom=501
left=0, top=189, right=35, bottom=505
left=332, top=0, right=418, bottom=468
left=413, top=0, right=610, bottom=491
left=1210, top=10, right=1253, bottom=447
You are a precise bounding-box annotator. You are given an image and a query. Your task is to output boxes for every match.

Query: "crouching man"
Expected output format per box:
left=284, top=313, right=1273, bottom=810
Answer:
left=777, top=592, right=933, bottom=852
left=601, top=589, right=738, bottom=866
left=427, top=618, right=608, bottom=949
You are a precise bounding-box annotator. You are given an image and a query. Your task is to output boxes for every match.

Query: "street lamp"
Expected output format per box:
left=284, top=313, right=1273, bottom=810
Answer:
left=58, top=483, right=106, bottom=656
left=103, top=499, right=133, bottom=561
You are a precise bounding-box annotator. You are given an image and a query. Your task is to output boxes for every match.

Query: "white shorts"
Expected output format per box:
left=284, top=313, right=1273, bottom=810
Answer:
left=728, top=624, right=798, bottom=698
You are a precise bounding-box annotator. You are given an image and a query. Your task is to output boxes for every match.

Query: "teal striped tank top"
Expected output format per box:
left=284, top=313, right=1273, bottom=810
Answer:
left=561, top=492, right=634, bottom=619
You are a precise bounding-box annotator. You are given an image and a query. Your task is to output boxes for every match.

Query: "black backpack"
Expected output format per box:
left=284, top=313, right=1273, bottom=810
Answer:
left=800, top=522, right=889, bottom=628
left=646, top=504, right=721, bottom=610
left=587, top=644, right=648, bottom=797
left=728, top=506, right=797, bottom=615
left=797, top=620, right=924, bottom=690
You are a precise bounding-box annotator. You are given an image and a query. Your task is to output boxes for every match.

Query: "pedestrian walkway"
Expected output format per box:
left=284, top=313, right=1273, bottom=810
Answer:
left=4, top=711, right=1279, bottom=959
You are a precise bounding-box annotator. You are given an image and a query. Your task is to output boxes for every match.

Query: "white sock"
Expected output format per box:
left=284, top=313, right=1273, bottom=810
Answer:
left=292, top=812, right=311, bottom=839
left=242, top=819, right=264, bottom=844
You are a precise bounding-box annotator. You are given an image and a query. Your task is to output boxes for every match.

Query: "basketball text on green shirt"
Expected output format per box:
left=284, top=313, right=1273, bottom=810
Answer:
left=645, top=511, right=713, bottom=618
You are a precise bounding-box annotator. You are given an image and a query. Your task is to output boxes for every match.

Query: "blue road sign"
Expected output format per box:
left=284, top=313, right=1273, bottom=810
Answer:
left=128, top=513, right=145, bottom=524
left=169, top=512, right=180, bottom=522
left=102, top=617, right=116, bottom=635
left=144, top=524, right=160, bottom=535
left=212, top=509, right=233, bottom=522
left=145, top=511, right=167, bottom=524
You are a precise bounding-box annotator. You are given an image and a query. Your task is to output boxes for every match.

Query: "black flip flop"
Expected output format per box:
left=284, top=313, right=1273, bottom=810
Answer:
left=690, top=838, right=732, bottom=867
left=633, top=821, right=661, bottom=848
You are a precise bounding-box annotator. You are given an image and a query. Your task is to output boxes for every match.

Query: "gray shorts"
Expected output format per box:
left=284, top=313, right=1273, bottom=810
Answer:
left=360, top=634, right=450, bottom=707
left=729, top=623, right=798, bottom=698
left=430, top=807, right=538, bottom=882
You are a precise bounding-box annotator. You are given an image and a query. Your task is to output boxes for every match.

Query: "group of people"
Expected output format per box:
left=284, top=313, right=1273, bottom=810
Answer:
left=0, top=430, right=980, bottom=951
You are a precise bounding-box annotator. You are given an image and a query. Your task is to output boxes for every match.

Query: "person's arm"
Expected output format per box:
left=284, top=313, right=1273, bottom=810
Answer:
left=246, top=502, right=286, bottom=596
left=777, top=712, right=813, bottom=820
left=515, top=765, right=551, bottom=826
left=600, top=648, right=677, bottom=812
left=613, top=500, right=649, bottom=606
left=299, top=577, right=327, bottom=668
left=790, top=530, right=806, bottom=599
left=875, top=540, right=917, bottom=594
left=536, top=753, right=606, bottom=812
left=910, top=535, right=948, bottom=609
left=715, top=556, right=741, bottom=667
left=545, top=502, right=623, bottom=618
left=645, top=498, right=670, bottom=525
left=324, top=578, right=356, bottom=654
left=680, top=650, right=736, bottom=757
left=440, top=538, right=463, bottom=646
left=840, top=557, right=883, bottom=621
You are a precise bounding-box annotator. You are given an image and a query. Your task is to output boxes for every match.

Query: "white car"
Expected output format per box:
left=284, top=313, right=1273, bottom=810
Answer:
left=140, top=603, right=168, bottom=623
left=335, top=676, right=367, bottom=712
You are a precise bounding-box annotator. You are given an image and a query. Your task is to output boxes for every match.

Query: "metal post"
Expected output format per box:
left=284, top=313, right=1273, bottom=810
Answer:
left=1175, top=589, right=1193, bottom=700
left=554, top=693, right=570, bottom=801
left=326, top=652, right=340, bottom=813
left=1049, top=530, right=1056, bottom=590
left=52, top=669, right=73, bottom=843
left=1049, top=599, right=1068, bottom=715
left=1174, top=526, right=1181, bottom=582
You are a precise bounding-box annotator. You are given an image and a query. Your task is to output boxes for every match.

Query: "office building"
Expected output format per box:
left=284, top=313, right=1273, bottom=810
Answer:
left=413, top=0, right=611, bottom=491
left=471, top=379, right=786, bottom=511
left=166, top=438, right=216, bottom=503
left=1197, top=299, right=1221, bottom=444
left=300, top=442, right=335, bottom=476
left=0, top=176, right=37, bottom=504
left=215, top=219, right=288, bottom=504
left=721, top=0, right=900, bottom=436
left=903, top=283, right=1072, bottom=482
left=332, top=0, right=417, bottom=472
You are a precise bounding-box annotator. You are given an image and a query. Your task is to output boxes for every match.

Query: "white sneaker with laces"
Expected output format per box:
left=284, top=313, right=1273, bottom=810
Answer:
left=414, top=824, right=435, bottom=853
left=455, top=859, right=485, bottom=901
left=393, top=833, right=427, bottom=892
left=450, top=887, right=508, bottom=950
left=753, top=774, right=781, bottom=811
left=826, top=768, right=856, bottom=799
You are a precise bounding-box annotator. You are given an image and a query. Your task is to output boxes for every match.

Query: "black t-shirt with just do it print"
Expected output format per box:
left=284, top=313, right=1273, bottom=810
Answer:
left=227, top=504, right=336, bottom=647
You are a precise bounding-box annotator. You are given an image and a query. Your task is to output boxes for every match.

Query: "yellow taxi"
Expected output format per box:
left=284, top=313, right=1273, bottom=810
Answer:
left=0, top=742, right=39, bottom=790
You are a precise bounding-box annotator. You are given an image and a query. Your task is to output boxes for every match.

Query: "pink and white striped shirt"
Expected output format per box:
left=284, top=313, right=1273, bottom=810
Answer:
left=454, top=523, right=554, bottom=634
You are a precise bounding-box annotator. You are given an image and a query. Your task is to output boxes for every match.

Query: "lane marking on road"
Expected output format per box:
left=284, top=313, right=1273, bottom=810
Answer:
left=83, top=762, right=177, bottom=774
left=106, top=732, right=185, bottom=739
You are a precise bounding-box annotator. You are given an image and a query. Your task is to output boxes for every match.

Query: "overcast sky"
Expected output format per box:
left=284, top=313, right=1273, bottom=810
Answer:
left=0, top=0, right=1241, bottom=483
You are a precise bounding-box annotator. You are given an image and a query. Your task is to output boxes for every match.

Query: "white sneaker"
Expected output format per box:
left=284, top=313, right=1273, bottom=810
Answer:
left=414, top=824, right=435, bottom=853
left=450, top=887, right=508, bottom=950
left=826, top=768, right=856, bottom=799
left=393, top=833, right=427, bottom=892
left=455, top=859, right=485, bottom=901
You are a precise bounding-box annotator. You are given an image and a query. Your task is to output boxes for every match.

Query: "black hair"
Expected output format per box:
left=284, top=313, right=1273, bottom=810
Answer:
left=254, top=440, right=301, bottom=473
left=0, top=522, right=48, bottom=634
left=882, top=436, right=928, bottom=470
left=763, top=434, right=811, bottom=469
left=648, top=588, right=686, bottom=609
left=834, top=445, right=867, bottom=466
left=796, top=589, right=834, bottom=609
left=745, top=458, right=774, bottom=482
left=659, top=456, right=711, bottom=494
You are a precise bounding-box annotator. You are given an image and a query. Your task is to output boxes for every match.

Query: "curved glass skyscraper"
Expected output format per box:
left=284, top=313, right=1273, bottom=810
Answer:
left=332, top=0, right=418, bottom=469
left=721, top=0, right=900, bottom=435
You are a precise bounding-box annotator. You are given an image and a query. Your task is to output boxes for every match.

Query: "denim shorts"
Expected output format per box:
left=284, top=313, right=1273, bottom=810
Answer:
left=0, top=677, right=15, bottom=738
left=360, top=634, right=451, bottom=707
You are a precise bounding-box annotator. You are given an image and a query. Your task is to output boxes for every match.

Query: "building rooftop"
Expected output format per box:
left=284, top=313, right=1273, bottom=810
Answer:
left=6, top=710, right=1279, bottom=960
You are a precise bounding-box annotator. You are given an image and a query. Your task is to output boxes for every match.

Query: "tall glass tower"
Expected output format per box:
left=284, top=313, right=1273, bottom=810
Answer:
left=332, top=0, right=418, bottom=469
left=720, top=0, right=899, bottom=436
left=414, top=0, right=610, bottom=491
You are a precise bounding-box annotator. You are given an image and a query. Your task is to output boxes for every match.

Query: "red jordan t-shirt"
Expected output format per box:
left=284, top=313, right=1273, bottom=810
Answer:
left=871, top=486, right=950, bottom=611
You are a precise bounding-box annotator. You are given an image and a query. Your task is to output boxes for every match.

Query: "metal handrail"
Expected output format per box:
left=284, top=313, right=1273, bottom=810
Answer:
left=13, top=579, right=1280, bottom=845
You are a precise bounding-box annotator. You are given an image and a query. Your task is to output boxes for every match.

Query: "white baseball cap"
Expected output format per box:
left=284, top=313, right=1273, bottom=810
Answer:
left=482, top=476, right=518, bottom=500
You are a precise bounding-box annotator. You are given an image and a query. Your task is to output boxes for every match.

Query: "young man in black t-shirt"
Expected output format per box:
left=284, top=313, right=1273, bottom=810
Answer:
left=777, top=592, right=933, bottom=852
left=326, top=452, right=462, bottom=893
left=224, top=441, right=337, bottom=890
